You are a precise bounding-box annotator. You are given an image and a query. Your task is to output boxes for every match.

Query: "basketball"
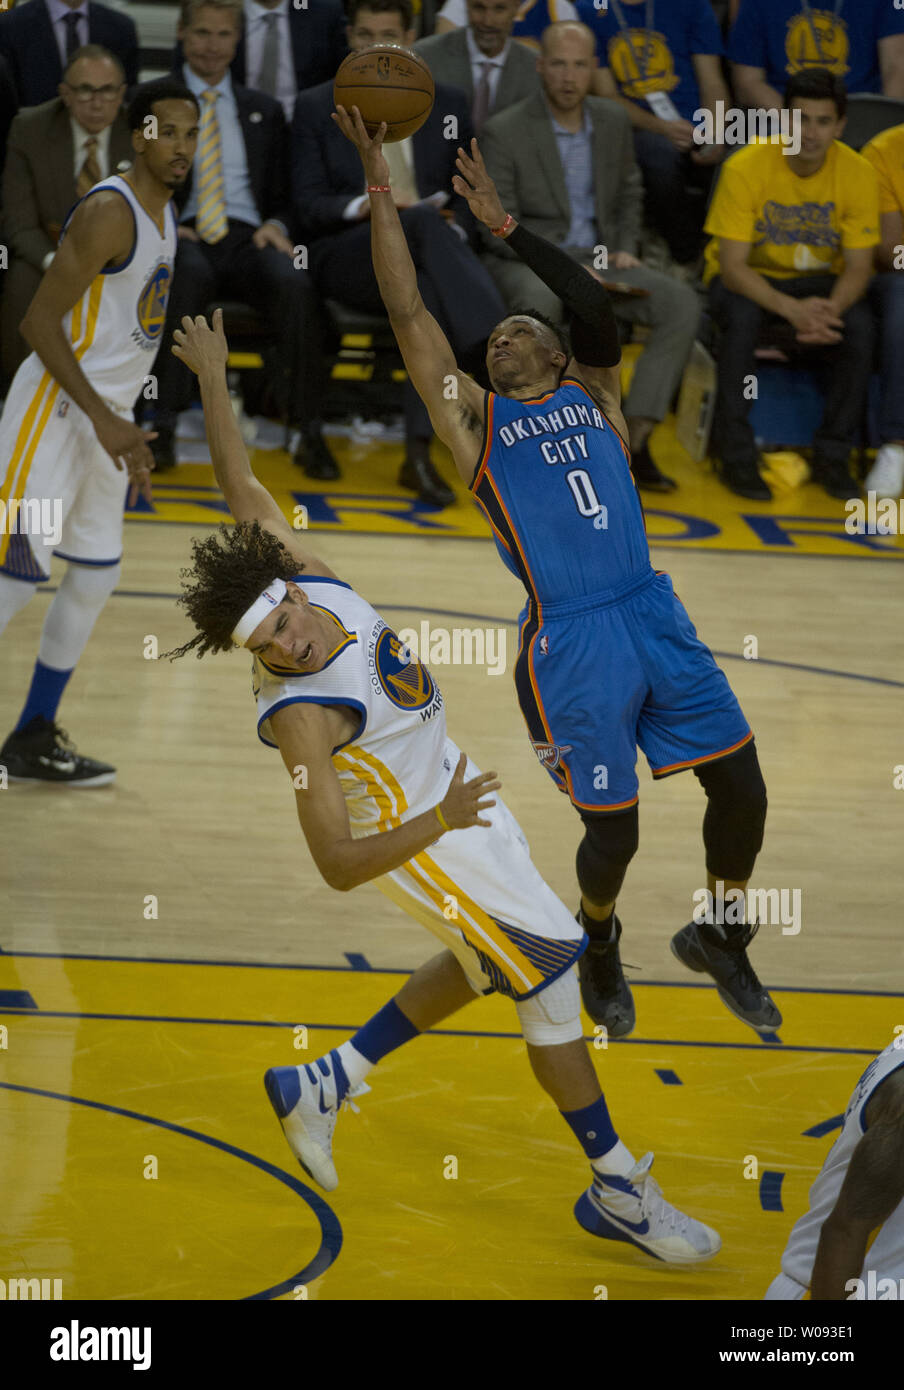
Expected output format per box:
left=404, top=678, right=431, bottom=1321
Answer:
left=333, top=44, right=435, bottom=143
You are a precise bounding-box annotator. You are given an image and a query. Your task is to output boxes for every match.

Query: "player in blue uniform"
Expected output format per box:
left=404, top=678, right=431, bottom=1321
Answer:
left=335, top=104, right=780, bottom=1039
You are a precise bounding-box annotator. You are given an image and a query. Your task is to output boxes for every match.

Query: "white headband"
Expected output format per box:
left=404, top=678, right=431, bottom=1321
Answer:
left=232, top=577, right=288, bottom=648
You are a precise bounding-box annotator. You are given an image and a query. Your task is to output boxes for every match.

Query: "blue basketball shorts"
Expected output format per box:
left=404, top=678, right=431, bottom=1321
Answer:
left=513, top=568, right=753, bottom=813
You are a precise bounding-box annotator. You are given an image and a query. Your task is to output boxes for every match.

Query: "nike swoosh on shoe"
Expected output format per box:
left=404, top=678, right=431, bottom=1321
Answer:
left=593, top=1205, right=651, bottom=1237
left=39, top=756, right=77, bottom=773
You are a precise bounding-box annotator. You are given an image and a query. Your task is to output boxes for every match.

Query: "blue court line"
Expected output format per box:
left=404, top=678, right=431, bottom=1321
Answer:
left=759, top=1172, right=785, bottom=1212
left=0, top=990, right=36, bottom=1008
left=803, top=1115, right=845, bottom=1138
left=655, top=1069, right=682, bottom=1085
left=26, top=590, right=904, bottom=688
left=0, top=1081, right=342, bottom=1300
left=0, top=1007, right=884, bottom=1057
left=2, top=949, right=901, bottom=1000
left=112, top=517, right=904, bottom=560
left=343, top=952, right=372, bottom=971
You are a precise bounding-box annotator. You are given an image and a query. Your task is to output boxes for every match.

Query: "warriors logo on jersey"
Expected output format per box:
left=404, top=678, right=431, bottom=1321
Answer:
left=373, top=627, right=436, bottom=711
left=135, top=260, right=172, bottom=346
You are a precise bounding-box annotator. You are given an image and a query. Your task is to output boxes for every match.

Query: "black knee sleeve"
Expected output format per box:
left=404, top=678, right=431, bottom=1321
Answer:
left=694, top=740, right=767, bottom=881
left=576, top=806, right=639, bottom=906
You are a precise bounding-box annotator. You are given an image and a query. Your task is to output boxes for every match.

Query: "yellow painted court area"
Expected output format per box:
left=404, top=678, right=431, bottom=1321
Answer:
left=1, top=952, right=899, bottom=1301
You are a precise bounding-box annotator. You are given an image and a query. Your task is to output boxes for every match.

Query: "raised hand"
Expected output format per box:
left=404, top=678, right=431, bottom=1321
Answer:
left=171, top=308, right=229, bottom=378
left=452, top=139, right=509, bottom=231
left=331, top=104, right=391, bottom=189
left=438, top=751, right=501, bottom=830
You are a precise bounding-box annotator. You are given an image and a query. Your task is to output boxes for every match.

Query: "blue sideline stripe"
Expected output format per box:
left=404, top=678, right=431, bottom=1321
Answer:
left=759, top=1172, right=784, bottom=1212
left=0, top=1081, right=342, bottom=1298
left=0, top=1006, right=883, bottom=1058
left=0, top=990, right=37, bottom=1008
left=655, top=1069, right=682, bottom=1085
left=344, top=953, right=372, bottom=971
left=803, top=1114, right=844, bottom=1138
left=759, top=1032, right=783, bottom=1044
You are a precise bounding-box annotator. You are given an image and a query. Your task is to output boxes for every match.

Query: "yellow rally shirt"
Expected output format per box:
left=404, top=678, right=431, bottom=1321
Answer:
left=703, top=140, right=879, bottom=285
left=860, top=123, right=904, bottom=216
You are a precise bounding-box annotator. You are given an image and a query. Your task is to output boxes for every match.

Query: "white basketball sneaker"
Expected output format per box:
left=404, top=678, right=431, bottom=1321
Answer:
left=574, top=1152, right=721, bottom=1263
left=264, top=1051, right=370, bottom=1192
left=864, top=444, right=904, bottom=500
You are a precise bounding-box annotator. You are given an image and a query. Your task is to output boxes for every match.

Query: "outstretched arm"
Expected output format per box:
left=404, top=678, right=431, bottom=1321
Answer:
left=810, top=1067, right=904, bottom=1299
left=331, top=105, right=488, bottom=481
left=171, top=312, right=337, bottom=578
left=452, top=140, right=628, bottom=443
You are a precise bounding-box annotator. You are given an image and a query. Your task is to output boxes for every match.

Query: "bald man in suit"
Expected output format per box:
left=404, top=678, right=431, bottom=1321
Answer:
left=1, top=45, right=130, bottom=384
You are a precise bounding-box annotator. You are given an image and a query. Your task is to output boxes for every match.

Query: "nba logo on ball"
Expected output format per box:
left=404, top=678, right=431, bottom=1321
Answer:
left=377, top=55, right=390, bottom=79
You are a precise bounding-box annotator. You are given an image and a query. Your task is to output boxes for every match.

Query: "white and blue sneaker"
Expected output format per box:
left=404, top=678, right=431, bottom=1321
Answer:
left=264, top=1051, right=370, bottom=1192
left=575, top=1152, right=721, bottom=1264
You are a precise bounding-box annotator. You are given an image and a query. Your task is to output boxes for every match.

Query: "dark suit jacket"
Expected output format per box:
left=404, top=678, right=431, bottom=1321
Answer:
left=290, top=78, right=478, bottom=243
left=173, top=0, right=348, bottom=110
left=175, top=70, right=290, bottom=229
left=0, top=52, right=18, bottom=183
left=0, top=0, right=139, bottom=107
left=479, top=91, right=643, bottom=261
left=413, top=26, right=540, bottom=114
left=1, top=95, right=132, bottom=266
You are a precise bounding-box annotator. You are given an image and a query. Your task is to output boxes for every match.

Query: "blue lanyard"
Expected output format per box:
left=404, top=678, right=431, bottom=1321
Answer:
left=800, top=0, right=844, bottom=64
left=609, top=0, right=655, bottom=79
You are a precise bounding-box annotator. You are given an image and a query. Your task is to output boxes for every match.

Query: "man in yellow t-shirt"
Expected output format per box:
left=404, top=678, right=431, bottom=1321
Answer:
left=703, top=67, right=878, bottom=501
left=860, top=123, right=904, bottom=502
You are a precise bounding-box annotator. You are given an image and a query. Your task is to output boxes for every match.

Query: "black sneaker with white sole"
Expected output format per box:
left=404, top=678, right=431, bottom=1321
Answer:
left=0, top=716, right=116, bottom=787
left=576, top=912, right=636, bottom=1037
left=670, top=919, right=781, bottom=1034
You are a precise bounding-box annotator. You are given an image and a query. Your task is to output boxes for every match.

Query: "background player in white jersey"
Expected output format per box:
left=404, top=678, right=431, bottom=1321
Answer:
left=765, top=1038, right=904, bottom=1300
left=0, top=78, right=199, bottom=787
left=164, top=310, right=722, bottom=1267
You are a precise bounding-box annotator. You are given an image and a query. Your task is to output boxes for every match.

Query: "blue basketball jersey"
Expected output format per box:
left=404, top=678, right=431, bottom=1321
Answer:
left=470, top=379, right=651, bottom=606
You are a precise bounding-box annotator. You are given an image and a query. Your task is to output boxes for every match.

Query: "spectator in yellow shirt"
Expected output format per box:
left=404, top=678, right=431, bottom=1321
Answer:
left=860, top=123, right=904, bottom=502
left=704, top=68, right=878, bottom=500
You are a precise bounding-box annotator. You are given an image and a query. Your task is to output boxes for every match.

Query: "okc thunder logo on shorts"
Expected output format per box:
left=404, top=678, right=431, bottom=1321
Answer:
left=531, top=740, right=572, bottom=770
left=374, top=627, right=435, bottom=711
left=136, top=261, right=172, bottom=342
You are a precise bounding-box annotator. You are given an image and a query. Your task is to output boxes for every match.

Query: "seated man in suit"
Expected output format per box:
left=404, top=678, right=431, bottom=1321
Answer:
left=292, top=0, right=508, bottom=505
left=0, top=0, right=138, bottom=107
left=151, top=0, right=333, bottom=476
left=858, top=122, right=904, bottom=502
left=174, top=0, right=349, bottom=124
left=415, top=0, right=541, bottom=135
left=433, top=0, right=580, bottom=52
left=1, top=45, right=130, bottom=384
left=480, top=21, right=700, bottom=490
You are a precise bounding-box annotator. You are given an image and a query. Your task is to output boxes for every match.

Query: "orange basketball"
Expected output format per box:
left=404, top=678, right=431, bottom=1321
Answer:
left=333, top=44, right=435, bottom=143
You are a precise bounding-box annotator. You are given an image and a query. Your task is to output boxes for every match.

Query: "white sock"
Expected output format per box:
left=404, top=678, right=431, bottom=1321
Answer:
left=591, top=1139, right=636, bottom=1178
left=0, top=572, right=36, bottom=639
left=334, top=1040, right=374, bottom=1089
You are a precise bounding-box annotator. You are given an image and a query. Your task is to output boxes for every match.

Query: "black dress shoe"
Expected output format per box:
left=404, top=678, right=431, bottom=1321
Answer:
left=150, top=427, right=176, bottom=472
left=812, top=456, right=857, bottom=501
left=630, top=444, right=677, bottom=492
left=399, top=455, right=455, bottom=507
left=716, top=455, right=772, bottom=501
left=294, top=433, right=340, bottom=480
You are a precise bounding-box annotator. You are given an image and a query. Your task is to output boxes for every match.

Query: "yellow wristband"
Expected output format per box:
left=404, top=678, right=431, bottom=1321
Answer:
left=435, top=804, right=452, bottom=833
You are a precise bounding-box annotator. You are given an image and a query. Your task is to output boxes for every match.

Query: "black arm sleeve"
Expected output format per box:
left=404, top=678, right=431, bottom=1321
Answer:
left=505, top=223, right=621, bottom=368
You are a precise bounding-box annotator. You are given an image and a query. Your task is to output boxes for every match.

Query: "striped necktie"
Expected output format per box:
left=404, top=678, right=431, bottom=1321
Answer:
left=196, top=89, right=228, bottom=245
left=76, top=135, right=101, bottom=198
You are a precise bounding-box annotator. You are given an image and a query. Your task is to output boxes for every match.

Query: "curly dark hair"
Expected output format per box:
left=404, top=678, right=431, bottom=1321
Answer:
left=164, top=520, right=302, bottom=660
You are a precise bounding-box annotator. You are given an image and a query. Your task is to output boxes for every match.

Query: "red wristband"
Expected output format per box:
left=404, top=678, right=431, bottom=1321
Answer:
left=491, top=213, right=515, bottom=238
left=367, top=184, right=391, bottom=192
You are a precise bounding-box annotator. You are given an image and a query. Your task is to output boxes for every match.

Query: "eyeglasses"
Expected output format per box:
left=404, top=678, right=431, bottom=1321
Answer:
left=63, top=83, right=125, bottom=101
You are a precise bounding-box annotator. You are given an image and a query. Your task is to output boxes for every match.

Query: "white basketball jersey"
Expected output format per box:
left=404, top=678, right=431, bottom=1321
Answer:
left=254, top=578, right=454, bottom=834
left=780, top=1039, right=904, bottom=1287
left=15, top=175, right=177, bottom=412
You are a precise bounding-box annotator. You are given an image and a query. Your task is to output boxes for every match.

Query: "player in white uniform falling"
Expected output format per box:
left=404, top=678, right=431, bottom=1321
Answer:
left=765, top=1037, right=904, bottom=1300
left=166, top=311, right=721, bottom=1267
left=0, top=78, right=199, bottom=787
